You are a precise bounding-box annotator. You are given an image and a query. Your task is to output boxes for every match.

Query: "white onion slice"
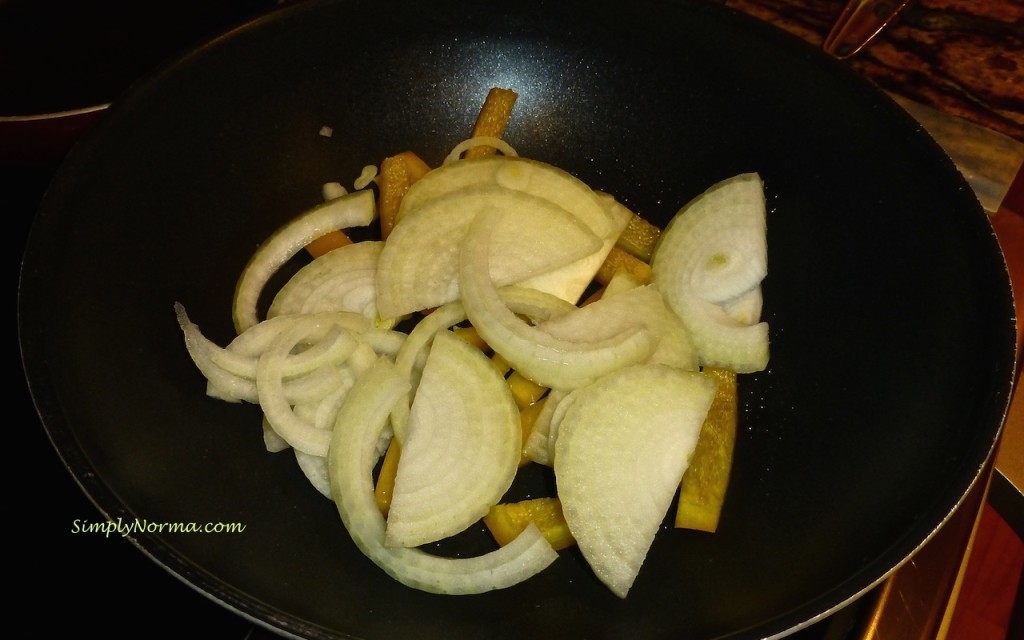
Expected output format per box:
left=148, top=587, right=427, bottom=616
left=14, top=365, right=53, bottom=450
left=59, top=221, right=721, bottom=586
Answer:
left=538, top=285, right=699, bottom=372
left=459, top=208, right=655, bottom=390
left=393, top=302, right=467, bottom=383
left=401, top=156, right=617, bottom=238
left=295, top=450, right=332, bottom=499
left=651, top=173, right=769, bottom=372
left=328, top=358, right=558, bottom=594
left=262, top=416, right=290, bottom=452
left=398, top=157, right=630, bottom=304
left=376, top=186, right=601, bottom=320
left=385, top=331, right=520, bottom=547
left=232, top=188, right=376, bottom=333
left=554, top=364, right=717, bottom=598
left=256, top=317, right=362, bottom=456
left=517, top=191, right=633, bottom=303
left=521, top=388, right=569, bottom=466
left=269, top=240, right=390, bottom=327
left=442, top=136, right=519, bottom=163
left=175, top=305, right=367, bottom=404
left=654, top=173, right=767, bottom=303
left=175, top=303, right=252, bottom=403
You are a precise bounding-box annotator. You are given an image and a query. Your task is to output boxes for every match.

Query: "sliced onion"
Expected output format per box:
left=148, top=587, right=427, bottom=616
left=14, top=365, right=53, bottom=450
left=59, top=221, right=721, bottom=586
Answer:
left=256, top=317, right=363, bottom=456
left=226, top=311, right=376, bottom=356
left=294, top=450, right=332, bottom=499
left=269, top=240, right=390, bottom=328
left=232, top=188, right=376, bottom=333
left=538, top=285, right=699, bottom=372
left=175, top=302, right=251, bottom=402
left=262, top=416, right=290, bottom=452
left=722, top=285, right=764, bottom=325
left=442, top=136, right=519, bottom=164
left=517, top=191, right=633, bottom=303
left=398, top=157, right=630, bottom=304
left=651, top=172, right=769, bottom=372
left=385, top=330, right=520, bottom=547
left=328, top=358, right=558, bottom=594
left=391, top=288, right=577, bottom=397
left=402, top=156, right=617, bottom=238
left=175, top=305, right=367, bottom=404
left=459, top=207, right=655, bottom=390
left=653, top=173, right=767, bottom=303
left=393, top=302, right=467, bottom=382
left=521, top=388, right=569, bottom=466
left=376, top=186, right=601, bottom=320
left=554, top=364, right=717, bottom=598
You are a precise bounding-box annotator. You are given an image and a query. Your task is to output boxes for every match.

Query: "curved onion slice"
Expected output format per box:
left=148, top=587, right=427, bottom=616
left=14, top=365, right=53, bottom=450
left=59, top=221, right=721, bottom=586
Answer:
left=538, top=285, right=699, bottom=372
left=393, top=302, right=468, bottom=383
left=232, top=188, right=376, bottom=333
left=554, top=364, right=717, bottom=598
left=175, top=306, right=374, bottom=403
left=521, top=388, right=569, bottom=466
left=399, top=157, right=630, bottom=303
left=328, top=358, right=558, bottom=594
left=654, top=173, right=767, bottom=303
left=459, top=208, right=655, bottom=390
left=376, top=186, right=601, bottom=320
left=651, top=173, right=769, bottom=372
left=256, top=316, right=363, bottom=456
left=295, top=450, right=331, bottom=498
left=392, top=288, right=576, bottom=388
left=517, top=192, right=633, bottom=303
left=401, top=156, right=616, bottom=237
left=176, top=305, right=342, bottom=403
left=442, top=136, right=519, bottom=163
left=269, top=240, right=390, bottom=327
left=386, top=331, right=520, bottom=547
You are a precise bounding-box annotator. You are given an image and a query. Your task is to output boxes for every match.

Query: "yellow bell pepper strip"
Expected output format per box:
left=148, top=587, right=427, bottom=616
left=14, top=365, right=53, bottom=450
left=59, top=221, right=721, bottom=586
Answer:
left=452, top=324, right=490, bottom=352
left=378, top=150, right=431, bottom=239
left=518, top=397, right=547, bottom=467
left=595, top=246, right=653, bottom=286
left=491, top=352, right=511, bottom=377
left=615, top=213, right=662, bottom=262
left=675, top=367, right=737, bottom=532
left=374, top=438, right=402, bottom=516
left=304, top=229, right=354, bottom=258
left=400, top=150, right=431, bottom=182
left=464, top=87, right=519, bottom=159
left=483, top=497, right=576, bottom=550
left=507, top=371, right=547, bottom=409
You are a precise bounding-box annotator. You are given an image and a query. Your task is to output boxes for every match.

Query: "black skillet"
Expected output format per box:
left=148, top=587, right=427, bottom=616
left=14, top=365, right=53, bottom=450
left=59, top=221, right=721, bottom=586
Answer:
left=18, top=0, right=1017, bottom=637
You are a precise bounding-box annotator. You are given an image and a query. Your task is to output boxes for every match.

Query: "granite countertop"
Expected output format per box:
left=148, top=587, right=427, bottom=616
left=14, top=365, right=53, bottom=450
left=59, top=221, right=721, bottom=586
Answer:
left=715, top=0, right=1024, bottom=144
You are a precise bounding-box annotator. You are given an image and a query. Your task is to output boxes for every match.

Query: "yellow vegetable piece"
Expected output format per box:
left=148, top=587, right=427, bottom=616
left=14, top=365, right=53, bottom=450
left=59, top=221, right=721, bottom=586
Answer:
left=400, top=150, right=431, bottom=182
left=507, top=370, right=547, bottom=409
left=464, top=87, right=519, bottom=159
left=374, top=438, right=402, bottom=516
left=595, top=246, right=653, bottom=286
left=491, top=352, right=511, bottom=377
left=379, top=150, right=431, bottom=239
left=452, top=324, right=490, bottom=353
left=675, top=367, right=737, bottom=532
left=615, top=213, right=662, bottom=262
left=304, top=229, right=353, bottom=258
left=483, top=497, right=575, bottom=550
left=518, top=397, right=547, bottom=467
